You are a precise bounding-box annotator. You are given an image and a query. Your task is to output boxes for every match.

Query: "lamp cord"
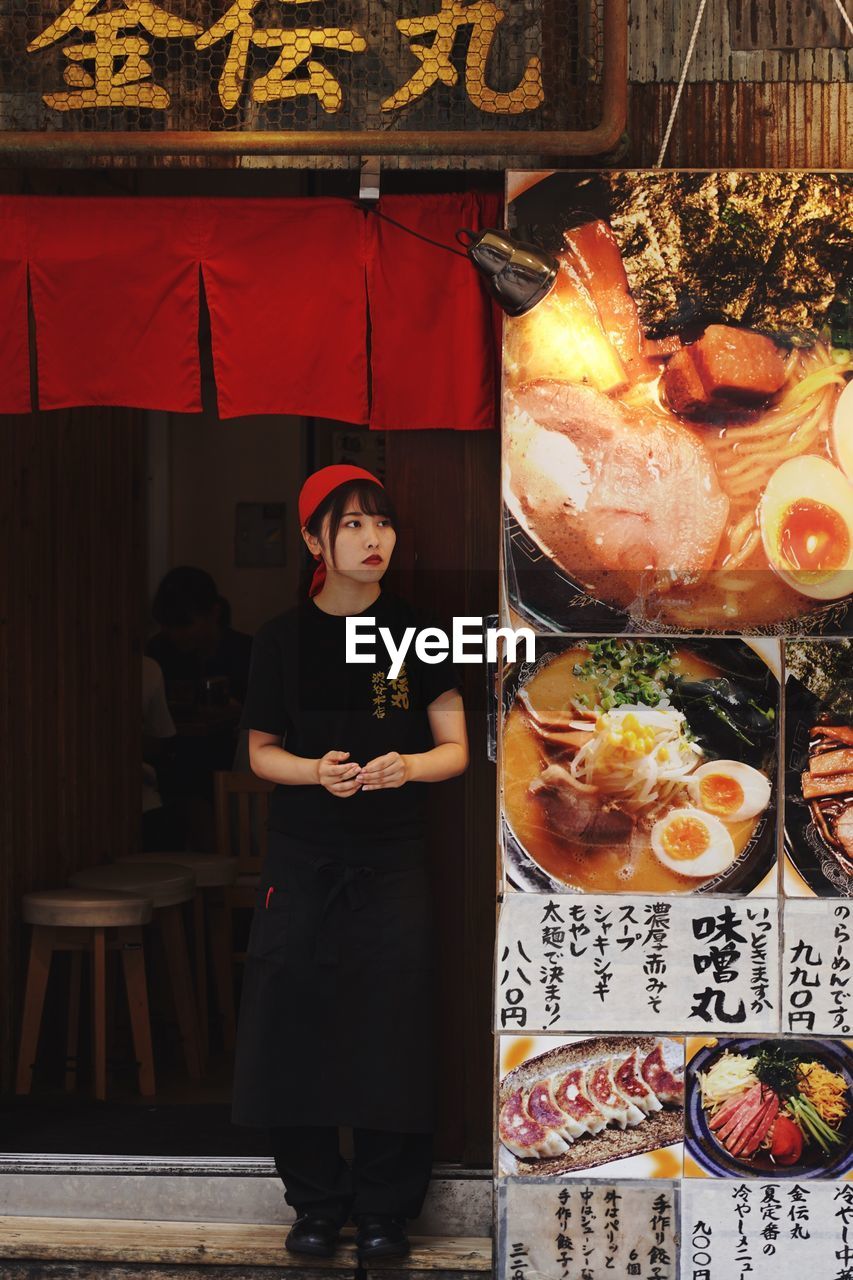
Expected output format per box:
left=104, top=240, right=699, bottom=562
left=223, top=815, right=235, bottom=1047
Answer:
left=362, top=204, right=470, bottom=260
left=654, top=0, right=709, bottom=168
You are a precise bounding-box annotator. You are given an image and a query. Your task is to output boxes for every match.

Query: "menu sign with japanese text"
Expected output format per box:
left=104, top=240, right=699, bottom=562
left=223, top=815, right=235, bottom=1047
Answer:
left=494, top=170, right=853, bottom=1279
left=497, top=894, right=780, bottom=1036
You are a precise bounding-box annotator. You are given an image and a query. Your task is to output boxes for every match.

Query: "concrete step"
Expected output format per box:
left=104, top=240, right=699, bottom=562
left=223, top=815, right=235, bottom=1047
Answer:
left=0, top=1162, right=493, bottom=1239
left=0, top=1215, right=493, bottom=1278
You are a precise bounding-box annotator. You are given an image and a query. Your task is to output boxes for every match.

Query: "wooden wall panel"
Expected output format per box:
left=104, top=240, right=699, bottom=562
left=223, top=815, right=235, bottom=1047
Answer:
left=0, top=408, right=146, bottom=1093
left=628, top=0, right=852, bottom=82
left=625, top=0, right=851, bottom=170
left=384, top=427, right=500, bottom=1167
left=625, top=80, right=852, bottom=168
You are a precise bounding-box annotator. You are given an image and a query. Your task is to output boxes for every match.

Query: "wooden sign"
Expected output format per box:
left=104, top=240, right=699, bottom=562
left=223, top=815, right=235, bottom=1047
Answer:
left=0, top=0, right=626, bottom=155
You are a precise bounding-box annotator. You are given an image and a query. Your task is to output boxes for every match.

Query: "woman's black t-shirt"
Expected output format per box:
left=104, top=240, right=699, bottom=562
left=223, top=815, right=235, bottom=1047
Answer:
left=239, top=591, right=461, bottom=846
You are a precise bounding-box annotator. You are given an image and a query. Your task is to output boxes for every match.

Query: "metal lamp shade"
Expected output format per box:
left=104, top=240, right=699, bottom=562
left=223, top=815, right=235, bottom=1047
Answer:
left=462, top=228, right=559, bottom=317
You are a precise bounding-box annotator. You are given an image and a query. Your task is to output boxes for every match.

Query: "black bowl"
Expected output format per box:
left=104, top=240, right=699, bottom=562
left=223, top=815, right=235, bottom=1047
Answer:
left=686, top=1037, right=853, bottom=1179
left=502, top=637, right=779, bottom=896
left=784, top=670, right=853, bottom=897
left=504, top=507, right=853, bottom=639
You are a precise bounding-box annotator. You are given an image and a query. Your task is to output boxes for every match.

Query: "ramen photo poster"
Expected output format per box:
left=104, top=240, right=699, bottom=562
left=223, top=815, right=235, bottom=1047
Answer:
left=501, top=170, right=853, bottom=637
left=493, top=170, right=853, bottom=1280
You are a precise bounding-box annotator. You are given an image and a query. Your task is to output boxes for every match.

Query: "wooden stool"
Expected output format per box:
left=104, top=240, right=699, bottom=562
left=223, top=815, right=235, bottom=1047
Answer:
left=16, top=888, right=154, bottom=1101
left=119, top=853, right=238, bottom=1064
left=68, top=864, right=202, bottom=1082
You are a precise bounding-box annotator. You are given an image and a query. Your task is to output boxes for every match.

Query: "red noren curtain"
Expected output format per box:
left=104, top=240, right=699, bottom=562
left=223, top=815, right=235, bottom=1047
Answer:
left=200, top=198, right=369, bottom=424
left=9, top=194, right=501, bottom=430
left=28, top=197, right=203, bottom=414
left=367, top=193, right=503, bottom=431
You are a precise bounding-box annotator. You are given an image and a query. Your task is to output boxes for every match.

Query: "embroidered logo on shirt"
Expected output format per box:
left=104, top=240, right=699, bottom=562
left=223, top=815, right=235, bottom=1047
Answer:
left=372, top=669, right=387, bottom=719
left=390, top=666, right=410, bottom=710
left=371, top=663, right=409, bottom=718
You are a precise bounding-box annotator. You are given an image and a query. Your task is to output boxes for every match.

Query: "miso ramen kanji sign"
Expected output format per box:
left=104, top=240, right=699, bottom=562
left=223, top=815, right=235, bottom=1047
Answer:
left=2, top=0, right=625, bottom=154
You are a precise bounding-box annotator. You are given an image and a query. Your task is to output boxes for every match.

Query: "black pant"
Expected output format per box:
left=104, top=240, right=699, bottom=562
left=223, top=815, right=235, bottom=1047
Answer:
left=268, top=1125, right=433, bottom=1227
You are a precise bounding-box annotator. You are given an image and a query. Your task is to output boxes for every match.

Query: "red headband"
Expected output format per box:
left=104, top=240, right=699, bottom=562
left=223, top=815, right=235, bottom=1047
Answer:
left=298, top=464, right=385, bottom=598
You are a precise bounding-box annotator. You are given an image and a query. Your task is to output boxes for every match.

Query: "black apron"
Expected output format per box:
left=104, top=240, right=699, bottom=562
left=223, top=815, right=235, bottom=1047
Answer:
left=231, top=830, right=436, bottom=1133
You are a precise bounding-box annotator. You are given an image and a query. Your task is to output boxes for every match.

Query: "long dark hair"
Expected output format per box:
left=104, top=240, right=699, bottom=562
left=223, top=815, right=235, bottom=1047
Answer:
left=301, top=479, right=397, bottom=591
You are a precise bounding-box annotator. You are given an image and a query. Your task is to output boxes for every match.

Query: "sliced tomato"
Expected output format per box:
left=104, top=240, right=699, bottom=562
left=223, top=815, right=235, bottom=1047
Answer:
left=771, top=1114, right=804, bottom=1166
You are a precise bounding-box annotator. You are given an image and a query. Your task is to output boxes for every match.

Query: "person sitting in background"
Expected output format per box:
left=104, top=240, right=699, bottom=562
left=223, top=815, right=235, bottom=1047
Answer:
left=146, top=567, right=253, bottom=704
left=142, top=655, right=184, bottom=852
left=146, top=566, right=253, bottom=849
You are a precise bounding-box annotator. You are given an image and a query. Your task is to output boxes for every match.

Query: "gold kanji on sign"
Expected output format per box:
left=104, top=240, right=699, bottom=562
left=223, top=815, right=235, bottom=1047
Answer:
left=27, top=0, right=545, bottom=116
left=27, top=0, right=201, bottom=110
left=382, top=0, right=542, bottom=113
left=195, top=0, right=367, bottom=111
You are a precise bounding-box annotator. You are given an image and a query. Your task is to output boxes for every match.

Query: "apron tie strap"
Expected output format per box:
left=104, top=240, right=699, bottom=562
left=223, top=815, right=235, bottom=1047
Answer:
left=313, top=861, right=377, bottom=965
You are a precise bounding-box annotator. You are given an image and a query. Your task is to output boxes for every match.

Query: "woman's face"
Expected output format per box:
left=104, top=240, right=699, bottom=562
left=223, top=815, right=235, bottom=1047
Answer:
left=306, top=503, right=397, bottom=585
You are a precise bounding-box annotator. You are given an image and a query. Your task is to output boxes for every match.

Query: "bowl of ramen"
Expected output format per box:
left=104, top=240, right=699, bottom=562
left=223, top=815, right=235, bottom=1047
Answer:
left=502, top=638, right=778, bottom=895
left=503, top=173, right=853, bottom=635
left=785, top=639, right=853, bottom=896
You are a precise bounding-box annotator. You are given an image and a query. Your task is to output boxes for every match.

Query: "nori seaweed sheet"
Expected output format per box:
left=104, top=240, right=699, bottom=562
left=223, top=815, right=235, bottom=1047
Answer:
left=608, top=171, right=853, bottom=338
left=510, top=171, right=853, bottom=342
left=786, top=639, right=853, bottom=719
left=755, top=174, right=853, bottom=332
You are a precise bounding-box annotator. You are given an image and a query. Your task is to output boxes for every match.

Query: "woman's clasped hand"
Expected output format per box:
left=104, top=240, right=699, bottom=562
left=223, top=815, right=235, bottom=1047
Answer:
left=316, top=748, right=409, bottom=795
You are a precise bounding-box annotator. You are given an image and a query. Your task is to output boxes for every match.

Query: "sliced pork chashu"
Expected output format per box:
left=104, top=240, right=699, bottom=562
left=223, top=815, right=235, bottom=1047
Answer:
left=831, top=807, right=853, bottom=876
left=809, top=748, right=853, bottom=776
left=505, top=380, right=729, bottom=592
left=530, top=764, right=633, bottom=846
left=810, top=725, right=853, bottom=746
left=802, top=770, right=853, bottom=800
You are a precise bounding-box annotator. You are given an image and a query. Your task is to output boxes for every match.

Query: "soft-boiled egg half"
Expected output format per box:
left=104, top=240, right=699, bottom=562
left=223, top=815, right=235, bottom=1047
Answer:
left=689, top=760, right=771, bottom=823
left=760, top=456, right=853, bottom=600
left=650, top=808, right=735, bottom=878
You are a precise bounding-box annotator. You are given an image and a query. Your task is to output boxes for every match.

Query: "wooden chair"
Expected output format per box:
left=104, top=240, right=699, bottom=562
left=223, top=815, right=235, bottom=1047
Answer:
left=16, top=888, right=155, bottom=1101
left=68, top=863, right=202, bottom=1082
left=214, top=771, right=273, bottom=904
left=119, top=852, right=238, bottom=1062
left=213, top=772, right=273, bottom=971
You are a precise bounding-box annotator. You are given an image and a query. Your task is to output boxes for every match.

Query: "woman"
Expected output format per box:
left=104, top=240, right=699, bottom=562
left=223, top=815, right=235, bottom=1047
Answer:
left=232, top=464, right=469, bottom=1264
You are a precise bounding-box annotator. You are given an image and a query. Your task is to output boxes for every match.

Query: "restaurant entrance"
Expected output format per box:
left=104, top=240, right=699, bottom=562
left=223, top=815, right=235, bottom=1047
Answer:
left=0, top=169, right=498, bottom=1182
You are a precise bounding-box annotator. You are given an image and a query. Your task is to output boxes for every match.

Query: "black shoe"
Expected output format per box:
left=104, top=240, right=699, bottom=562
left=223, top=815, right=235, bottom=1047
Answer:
left=285, top=1214, right=340, bottom=1257
left=355, top=1214, right=410, bottom=1261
